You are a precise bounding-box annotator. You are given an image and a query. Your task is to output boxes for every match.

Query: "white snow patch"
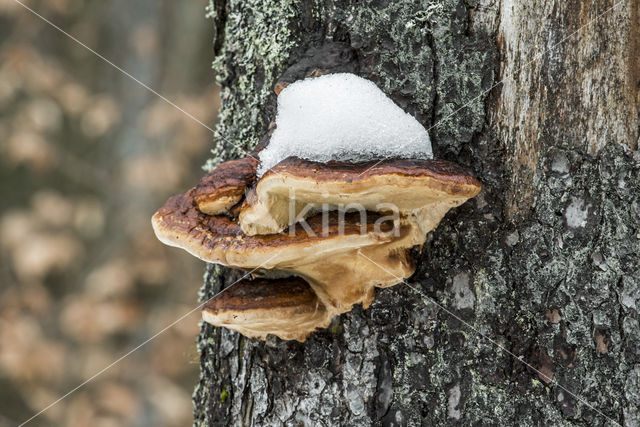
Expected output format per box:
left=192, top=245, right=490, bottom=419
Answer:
left=258, top=73, right=432, bottom=176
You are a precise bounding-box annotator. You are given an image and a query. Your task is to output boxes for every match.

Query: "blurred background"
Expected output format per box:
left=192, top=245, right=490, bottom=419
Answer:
left=0, top=0, right=219, bottom=425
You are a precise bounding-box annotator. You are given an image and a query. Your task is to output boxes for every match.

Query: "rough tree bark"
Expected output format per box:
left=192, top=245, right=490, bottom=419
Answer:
left=193, top=0, right=639, bottom=425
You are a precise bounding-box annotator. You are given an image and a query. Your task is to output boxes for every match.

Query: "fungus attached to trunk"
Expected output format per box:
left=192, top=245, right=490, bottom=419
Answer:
left=153, top=187, right=399, bottom=272
left=152, top=157, right=480, bottom=341
left=152, top=72, right=482, bottom=341
left=239, top=157, right=482, bottom=236
left=202, top=277, right=331, bottom=341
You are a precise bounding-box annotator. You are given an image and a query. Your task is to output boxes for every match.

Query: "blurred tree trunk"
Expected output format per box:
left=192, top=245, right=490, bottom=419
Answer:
left=193, top=0, right=639, bottom=425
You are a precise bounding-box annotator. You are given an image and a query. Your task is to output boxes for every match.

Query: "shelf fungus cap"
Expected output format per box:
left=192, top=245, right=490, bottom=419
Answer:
left=239, top=157, right=482, bottom=235
left=152, top=187, right=397, bottom=270
left=203, top=277, right=332, bottom=341
left=194, top=156, right=257, bottom=215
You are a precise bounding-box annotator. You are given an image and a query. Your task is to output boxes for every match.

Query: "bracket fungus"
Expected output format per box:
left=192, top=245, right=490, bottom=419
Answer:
left=202, top=277, right=331, bottom=342
left=153, top=156, right=480, bottom=341
left=239, top=157, right=481, bottom=236
left=152, top=73, right=482, bottom=341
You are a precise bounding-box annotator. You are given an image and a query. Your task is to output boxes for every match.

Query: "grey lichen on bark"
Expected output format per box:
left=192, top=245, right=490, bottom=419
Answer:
left=193, top=0, right=639, bottom=425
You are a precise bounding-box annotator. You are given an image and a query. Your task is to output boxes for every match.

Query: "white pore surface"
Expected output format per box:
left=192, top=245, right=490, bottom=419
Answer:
left=257, top=73, right=432, bottom=176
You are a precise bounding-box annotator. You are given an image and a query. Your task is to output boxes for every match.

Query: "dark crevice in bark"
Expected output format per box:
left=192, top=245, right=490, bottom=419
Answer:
left=211, top=0, right=227, bottom=57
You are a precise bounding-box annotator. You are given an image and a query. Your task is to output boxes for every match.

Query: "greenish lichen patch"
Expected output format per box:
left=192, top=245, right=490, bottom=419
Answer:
left=220, top=385, right=229, bottom=402
left=203, top=0, right=300, bottom=171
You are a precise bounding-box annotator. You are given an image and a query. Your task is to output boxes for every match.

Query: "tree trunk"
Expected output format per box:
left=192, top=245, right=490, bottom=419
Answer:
left=194, top=0, right=640, bottom=425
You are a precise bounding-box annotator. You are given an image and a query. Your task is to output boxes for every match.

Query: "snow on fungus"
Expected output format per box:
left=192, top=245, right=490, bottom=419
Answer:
left=257, top=73, right=433, bottom=176
left=151, top=73, right=481, bottom=342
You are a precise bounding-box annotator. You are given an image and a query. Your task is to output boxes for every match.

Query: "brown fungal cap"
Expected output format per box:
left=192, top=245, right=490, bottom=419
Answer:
left=203, top=277, right=331, bottom=341
left=152, top=185, right=414, bottom=312
left=194, top=156, right=257, bottom=215
left=153, top=187, right=397, bottom=270
left=268, top=157, right=480, bottom=188
left=239, top=157, right=481, bottom=235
